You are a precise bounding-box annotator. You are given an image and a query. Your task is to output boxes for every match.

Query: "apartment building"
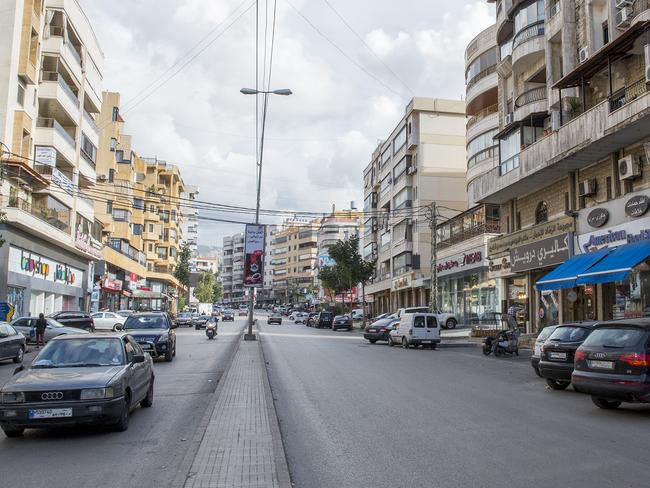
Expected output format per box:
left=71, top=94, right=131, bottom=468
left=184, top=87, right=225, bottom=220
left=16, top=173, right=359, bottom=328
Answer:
left=0, top=0, right=104, bottom=316
left=257, top=224, right=278, bottom=306
left=270, top=218, right=319, bottom=305
left=181, top=184, right=199, bottom=257
left=362, top=98, right=468, bottom=315
left=470, top=0, right=650, bottom=332
left=191, top=255, right=220, bottom=274
left=221, top=232, right=246, bottom=305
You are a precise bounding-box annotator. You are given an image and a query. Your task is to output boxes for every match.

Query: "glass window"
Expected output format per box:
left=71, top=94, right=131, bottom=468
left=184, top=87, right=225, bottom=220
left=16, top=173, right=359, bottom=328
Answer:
left=393, top=156, right=408, bottom=183
left=466, top=47, right=497, bottom=83
left=393, top=126, right=407, bottom=155
left=380, top=175, right=391, bottom=196
left=499, top=129, right=521, bottom=175
left=381, top=147, right=391, bottom=170
left=110, top=137, right=117, bottom=151
left=133, top=198, right=144, bottom=210
left=393, top=252, right=412, bottom=274
left=112, top=209, right=131, bottom=222
left=426, top=316, right=437, bottom=328
left=123, top=339, right=134, bottom=363
left=32, top=194, right=71, bottom=231
left=582, top=328, right=646, bottom=349
left=112, top=107, right=119, bottom=122
left=393, top=187, right=412, bottom=210
left=514, top=0, right=545, bottom=36
left=535, top=201, right=548, bottom=224
left=17, top=81, right=25, bottom=106
left=548, top=326, right=590, bottom=342
left=132, top=224, right=143, bottom=235
left=468, top=129, right=498, bottom=167
left=413, top=316, right=425, bottom=328
left=80, top=133, right=97, bottom=165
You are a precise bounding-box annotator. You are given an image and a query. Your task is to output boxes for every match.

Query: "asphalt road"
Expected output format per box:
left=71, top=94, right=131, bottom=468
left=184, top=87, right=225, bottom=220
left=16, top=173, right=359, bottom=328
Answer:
left=260, top=320, right=650, bottom=488
left=0, top=318, right=247, bottom=488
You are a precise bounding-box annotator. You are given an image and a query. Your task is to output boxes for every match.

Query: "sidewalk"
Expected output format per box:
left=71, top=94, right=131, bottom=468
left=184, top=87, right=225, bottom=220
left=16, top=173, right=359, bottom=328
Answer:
left=174, top=334, right=291, bottom=488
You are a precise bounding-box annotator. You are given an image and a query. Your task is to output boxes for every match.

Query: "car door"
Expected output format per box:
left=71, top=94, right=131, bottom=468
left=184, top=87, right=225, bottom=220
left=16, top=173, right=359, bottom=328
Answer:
left=426, top=316, right=440, bottom=342
left=123, top=337, right=147, bottom=402
left=0, top=324, right=11, bottom=359
left=2, top=324, right=22, bottom=359
left=412, top=315, right=426, bottom=341
left=11, top=318, right=32, bottom=342
left=91, top=312, right=106, bottom=329
left=105, top=312, right=122, bottom=330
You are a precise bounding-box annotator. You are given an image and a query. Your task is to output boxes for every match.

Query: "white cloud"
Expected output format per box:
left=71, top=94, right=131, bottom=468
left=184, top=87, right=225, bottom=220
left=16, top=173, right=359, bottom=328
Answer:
left=365, top=29, right=411, bottom=58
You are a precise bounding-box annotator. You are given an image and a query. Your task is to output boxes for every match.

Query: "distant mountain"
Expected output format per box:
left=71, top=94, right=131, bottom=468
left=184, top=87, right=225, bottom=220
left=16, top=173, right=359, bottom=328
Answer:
left=197, top=244, right=222, bottom=258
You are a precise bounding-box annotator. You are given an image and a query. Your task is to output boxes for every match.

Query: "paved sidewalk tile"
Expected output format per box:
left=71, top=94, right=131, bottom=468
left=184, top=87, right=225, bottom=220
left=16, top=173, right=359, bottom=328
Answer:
left=184, top=340, right=288, bottom=488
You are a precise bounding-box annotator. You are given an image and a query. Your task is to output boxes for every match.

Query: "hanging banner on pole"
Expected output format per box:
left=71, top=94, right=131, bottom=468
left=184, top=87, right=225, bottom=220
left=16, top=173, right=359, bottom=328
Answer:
left=244, top=224, right=265, bottom=288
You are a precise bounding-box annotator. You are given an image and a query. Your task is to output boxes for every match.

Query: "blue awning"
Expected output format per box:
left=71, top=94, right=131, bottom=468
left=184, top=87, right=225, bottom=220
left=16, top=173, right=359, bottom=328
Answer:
left=576, top=240, right=650, bottom=285
left=536, top=249, right=610, bottom=291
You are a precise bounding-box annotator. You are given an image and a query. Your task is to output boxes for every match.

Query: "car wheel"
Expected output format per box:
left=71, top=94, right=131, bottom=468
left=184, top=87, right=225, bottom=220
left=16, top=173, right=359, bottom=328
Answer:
left=2, top=427, right=24, bottom=438
left=388, top=336, right=394, bottom=347
left=165, top=348, right=173, bottom=362
left=114, top=394, right=131, bottom=432
left=430, top=343, right=437, bottom=350
left=446, top=318, right=457, bottom=330
left=546, top=379, right=570, bottom=390
left=402, top=337, right=408, bottom=349
left=591, top=397, right=621, bottom=410
left=141, top=378, right=154, bottom=408
left=84, top=326, right=93, bottom=333
left=113, top=324, right=123, bottom=332
left=13, top=345, right=25, bottom=363
left=369, top=339, right=377, bottom=344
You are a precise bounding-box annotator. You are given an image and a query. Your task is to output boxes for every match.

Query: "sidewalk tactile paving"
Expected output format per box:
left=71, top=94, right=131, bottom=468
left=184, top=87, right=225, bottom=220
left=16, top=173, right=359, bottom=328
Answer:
left=184, top=341, right=285, bottom=488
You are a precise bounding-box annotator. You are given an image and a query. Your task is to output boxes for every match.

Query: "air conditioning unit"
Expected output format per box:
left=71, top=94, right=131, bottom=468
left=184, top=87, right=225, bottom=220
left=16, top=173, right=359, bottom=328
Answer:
left=615, top=0, right=632, bottom=7
left=406, top=165, right=417, bottom=175
left=618, top=155, right=640, bottom=180
left=505, top=112, right=514, bottom=125
left=96, top=174, right=107, bottom=182
left=578, top=178, right=597, bottom=197
left=579, top=47, right=589, bottom=63
left=616, top=7, right=632, bottom=29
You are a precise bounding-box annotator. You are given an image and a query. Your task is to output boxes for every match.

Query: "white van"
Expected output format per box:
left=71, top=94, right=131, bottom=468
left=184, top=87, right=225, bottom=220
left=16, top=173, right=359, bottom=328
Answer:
left=389, top=312, right=441, bottom=349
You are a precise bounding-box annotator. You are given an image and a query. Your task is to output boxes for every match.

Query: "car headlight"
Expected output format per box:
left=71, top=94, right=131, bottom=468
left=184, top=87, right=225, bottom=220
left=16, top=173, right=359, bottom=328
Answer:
left=1, top=392, right=25, bottom=404
left=80, top=387, right=114, bottom=400
left=157, top=333, right=169, bottom=343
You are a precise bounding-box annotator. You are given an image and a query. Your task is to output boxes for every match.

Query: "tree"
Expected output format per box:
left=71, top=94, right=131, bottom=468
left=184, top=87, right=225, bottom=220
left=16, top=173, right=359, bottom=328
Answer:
left=178, top=295, right=186, bottom=312
left=213, top=272, right=223, bottom=303
left=174, top=243, right=191, bottom=289
left=194, top=272, right=216, bottom=303
left=319, top=265, right=348, bottom=304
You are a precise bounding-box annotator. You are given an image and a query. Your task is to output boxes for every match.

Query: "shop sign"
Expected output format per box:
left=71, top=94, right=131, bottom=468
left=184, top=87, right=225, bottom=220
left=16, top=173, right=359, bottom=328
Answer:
left=487, top=217, right=575, bottom=256
left=0, top=303, right=15, bottom=322
left=587, top=208, right=609, bottom=228
left=488, top=255, right=512, bottom=279
left=75, top=228, right=103, bottom=259
left=392, top=275, right=412, bottom=291
left=437, top=246, right=485, bottom=277
left=51, top=167, right=74, bottom=195
left=103, top=277, right=123, bottom=291
left=579, top=220, right=650, bottom=253
left=8, top=246, right=82, bottom=288
left=624, top=195, right=650, bottom=218
left=510, top=234, right=572, bottom=273
left=244, top=224, right=265, bottom=288
left=34, top=146, right=56, bottom=167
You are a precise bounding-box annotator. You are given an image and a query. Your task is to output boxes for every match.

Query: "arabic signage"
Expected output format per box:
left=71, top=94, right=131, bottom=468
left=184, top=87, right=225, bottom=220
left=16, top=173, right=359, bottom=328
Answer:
left=51, top=167, right=75, bottom=195
left=393, top=274, right=412, bottom=291
left=244, top=224, right=265, bottom=288
left=624, top=195, right=650, bottom=218
left=510, top=234, right=572, bottom=273
left=487, top=217, right=575, bottom=256
left=587, top=208, right=609, bottom=228
left=437, top=246, right=485, bottom=277
left=8, top=246, right=82, bottom=288
left=34, top=146, right=56, bottom=167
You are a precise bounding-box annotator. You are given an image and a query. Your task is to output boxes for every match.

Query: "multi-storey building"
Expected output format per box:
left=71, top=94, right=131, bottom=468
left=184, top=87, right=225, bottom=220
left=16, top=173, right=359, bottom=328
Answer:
left=191, top=255, right=220, bottom=274
left=270, top=218, right=319, bottom=304
left=362, top=98, right=468, bottom=315
left=258, top=224, right=278, bottom=306
left=0, top=0, right=104, bottom=316
left=470, top=0, right=650, bottom=332
left=181, top=184, right=199, bottom=257
left=220, top=232, right=246, bottom=305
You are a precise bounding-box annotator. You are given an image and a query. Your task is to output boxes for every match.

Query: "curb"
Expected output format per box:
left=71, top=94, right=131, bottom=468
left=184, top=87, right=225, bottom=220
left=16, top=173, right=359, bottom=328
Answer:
left=170, top=328, right=244, bottom=488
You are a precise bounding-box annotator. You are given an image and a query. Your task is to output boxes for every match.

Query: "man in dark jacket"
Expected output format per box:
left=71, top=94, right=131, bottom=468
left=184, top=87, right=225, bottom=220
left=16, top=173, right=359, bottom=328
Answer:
left=35, top=313, right=47, bottom=348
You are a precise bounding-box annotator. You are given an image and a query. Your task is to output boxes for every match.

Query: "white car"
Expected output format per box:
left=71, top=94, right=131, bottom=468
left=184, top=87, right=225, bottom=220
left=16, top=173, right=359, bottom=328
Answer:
left=396, top=307, right=458, bottom=330
left=90, top=312, right=124, bottom=331
left=293, top=312, right=309, bottom=324
left=389, top=312, right=441, bottom=349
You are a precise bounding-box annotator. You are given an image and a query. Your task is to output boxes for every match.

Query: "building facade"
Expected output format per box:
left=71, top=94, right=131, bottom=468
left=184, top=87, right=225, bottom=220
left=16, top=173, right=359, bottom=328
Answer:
left=362, top=98, right=468, bottom=315
left=181, top=184, right=199, bottom=257
left=0, top=0, right=104, bottom=317
left=470, top=0, right=650, bottom=332
left=220, top=232, right=246, bottom=305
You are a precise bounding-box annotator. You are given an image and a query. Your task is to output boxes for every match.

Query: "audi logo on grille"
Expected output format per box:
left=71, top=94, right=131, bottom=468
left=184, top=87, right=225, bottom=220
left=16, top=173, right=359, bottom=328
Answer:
left=592, top=353, right=606, bottom=359
left=41, top=391, right=64, bottom=400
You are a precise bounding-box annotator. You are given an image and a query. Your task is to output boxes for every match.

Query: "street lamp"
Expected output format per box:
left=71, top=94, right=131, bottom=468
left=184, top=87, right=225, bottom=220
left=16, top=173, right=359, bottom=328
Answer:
left=242, top=86, right=292, bottom=340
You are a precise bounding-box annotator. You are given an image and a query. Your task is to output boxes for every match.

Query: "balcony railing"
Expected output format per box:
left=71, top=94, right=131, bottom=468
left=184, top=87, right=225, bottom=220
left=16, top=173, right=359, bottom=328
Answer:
left=609, top=78, right=649, bottom=113
left=512, top=21, right=545, bottom=50
left=37, top=117, right=76, bottom=148
left=514, top=86, right=547, bottom=108
left=66, top=42, right=81, bottom=67
left=466, top=65, right=497, bottom=92
left=7, top=196, right=70, bottom=232
left=83, top=110, right=98, bottom=133
left=549, top=0, right=560, bottom=18
left=42, top=71, right=80, bottom=108
left=467, top=104, right=498, bottom=130
left=437, top=221, right=501, bottom=250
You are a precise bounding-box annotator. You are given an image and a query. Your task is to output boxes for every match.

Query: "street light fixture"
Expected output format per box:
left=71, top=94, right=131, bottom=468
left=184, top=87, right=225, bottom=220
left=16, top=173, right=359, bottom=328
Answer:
left=241, top=86, right=292, bottom=340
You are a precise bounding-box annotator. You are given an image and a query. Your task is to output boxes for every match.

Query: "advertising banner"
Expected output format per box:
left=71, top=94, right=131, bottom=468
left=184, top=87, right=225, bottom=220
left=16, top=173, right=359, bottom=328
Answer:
left=244, top=224, right=265, bottom=288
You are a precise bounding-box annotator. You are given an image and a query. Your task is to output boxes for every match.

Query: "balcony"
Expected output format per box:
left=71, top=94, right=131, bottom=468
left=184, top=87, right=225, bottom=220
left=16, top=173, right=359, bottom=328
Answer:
left=466, top=66, right=498, bottom=109
left=42, top=34, right=83, bottom=82
left=82, top=110, right=99, bottom=147
left=511, top=21, right=545, bottom=72
left=76, top=195, right=94, bottom=221
left=39, top=72, right=80, bottom=125
left=514, top=86, right=548, bottom=122
left=34, top=117, right=76, bottom=165
left=466, top=105, right=498, bottom=142
left=7, top=195, right=71, bottom=234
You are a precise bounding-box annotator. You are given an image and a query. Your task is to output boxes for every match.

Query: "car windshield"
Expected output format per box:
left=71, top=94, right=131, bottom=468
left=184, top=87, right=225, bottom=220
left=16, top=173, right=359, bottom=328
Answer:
left=582, top=327, right=646, bottom=349
left=124, top=315, right=168, bottom=330
left=199, top=315, right=211, bottom=319
left=548, top=326, right=589, bottom=342
left=31, top=338, right=125, bottom=368
left=537, top=326, right=557, bottom=342
left=321, top=313, right=333, bottom=319
left=46, top=319, right=65, bottom=329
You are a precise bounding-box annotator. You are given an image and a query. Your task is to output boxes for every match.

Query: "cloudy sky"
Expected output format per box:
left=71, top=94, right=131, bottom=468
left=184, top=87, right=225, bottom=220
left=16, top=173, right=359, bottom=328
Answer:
left=82, top=0, right=495, bottom=246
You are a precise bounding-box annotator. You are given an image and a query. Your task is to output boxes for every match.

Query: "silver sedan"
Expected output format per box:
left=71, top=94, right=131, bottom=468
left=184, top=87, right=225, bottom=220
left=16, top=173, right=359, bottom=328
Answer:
left=10, top=317, right=89, bottom=343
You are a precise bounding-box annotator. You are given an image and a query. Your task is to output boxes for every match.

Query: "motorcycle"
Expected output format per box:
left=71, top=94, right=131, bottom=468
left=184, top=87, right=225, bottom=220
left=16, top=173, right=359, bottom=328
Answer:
left=482, top=313, right=520, bottom=357
left=206, top=320, right=218, bottom=340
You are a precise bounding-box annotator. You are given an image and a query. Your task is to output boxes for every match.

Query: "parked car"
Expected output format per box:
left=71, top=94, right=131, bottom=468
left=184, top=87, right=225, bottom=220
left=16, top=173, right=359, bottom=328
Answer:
left=306, top=312, right=319, bottom=326
left=0, top=333, right=154, bottom=437
left=573, top=320, right=650, bottom=409
left=351, top=309, right=364, bottom=320
left=116, top=310, right=135, bottom=318
left=11, top=317, right=88, bottom=344
left=538, top=322, right=597, bottom=390
left=267, top=313, right=283, bottom=325
left=123, top=312, right=177, bottom=362
left=389, top=313, right=441, bottom=349
left=293, top=312, right=309, bottom=324
left=395, top=307, right=458, bottom=329
left=193, top=315, right=211, bottom=330
left=222, top=310, right=235, bottom=322
left=531, top=325, right=558, bottom=377
left=315, top=312, right=334, bottom=329
left=238, top=309, right=248, bottom=317
left=90, top=312, right=124, bottom=332
left=0, top=323, right=26, bottom=364
left=48, top=311, right=95, bottom=332
left=371, top=313, right=390, bottom=322
left=332, top=315, right=353, bottom=331
left=363, top=317, right=400, bottom=344
left=175, top=312, right=193, bottom=327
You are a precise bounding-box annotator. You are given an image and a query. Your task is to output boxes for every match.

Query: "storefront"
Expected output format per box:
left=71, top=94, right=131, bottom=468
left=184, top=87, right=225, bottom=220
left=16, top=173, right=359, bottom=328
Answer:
left=0, top=227, right=90, bottom=317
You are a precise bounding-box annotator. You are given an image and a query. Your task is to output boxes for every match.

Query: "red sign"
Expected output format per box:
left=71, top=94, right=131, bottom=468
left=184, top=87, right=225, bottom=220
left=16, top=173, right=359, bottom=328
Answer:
left=103, top=277, right=123, bottom=291
left=244, top=224, right=265, bottom=288
left=437, top=250, right=483, bottom=275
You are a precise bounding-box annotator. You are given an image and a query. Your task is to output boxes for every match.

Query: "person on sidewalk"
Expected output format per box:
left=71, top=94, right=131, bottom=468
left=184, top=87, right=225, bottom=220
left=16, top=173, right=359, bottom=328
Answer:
left=35, top=313, right=47, bottom=349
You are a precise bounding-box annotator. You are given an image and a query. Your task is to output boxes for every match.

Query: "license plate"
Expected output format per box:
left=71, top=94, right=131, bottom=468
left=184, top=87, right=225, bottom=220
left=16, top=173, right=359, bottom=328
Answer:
left=29, top=408, right=72, bottom=419
left=588, top=360, right=615, bottom=370
left=548, top=352, right=567, bottom=360
left=140, top=344, right=152, bottom=350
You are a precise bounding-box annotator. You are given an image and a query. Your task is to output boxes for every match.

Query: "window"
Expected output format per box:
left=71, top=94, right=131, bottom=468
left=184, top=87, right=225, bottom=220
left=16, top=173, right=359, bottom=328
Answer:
left=32, top=193, right=71, bottom=231
left=110, top=137, right=117, bottom=151
left=132, top=224, right=143, bottom=235
left=133, top=198, right=144, bottom=210
left=108, top=168, right=115, bottom=183
left=148, top=243, right=153, bottom=252
left=468, top=129, right=498, bottom=167
left=80, top=133, right=97, bottom=165
left=393, top=187, right=412, bottom=210
left=149, top=204, right=155, bottom=213
left=414, top=316, right=425, bottom=328
left=426, top=316, right=437, bottom=328
left=393, top=156, right=408, bottom=183
left=393, top=220, right=412, bottom=243
left=606, top=176, right=612, bottom=200
left=112, top=107, right=119, bottom=122
left=393, top=252, right=412, bottom=275
left=380, top=174, right=391, bottom=196
left=513, top=0, right=545, bottom=38
left=602, top=21, right=609, bottom=45
left=465, top=47, right=497, bottom=84
left=393, top=126, right=407, bottom=155
left=535, top=202, right=548, bottom=224
left=112, top=208, right=131, bottom=222
left=381, top=147, right=391, bottom=170
left=17, top=80, right=25, bottom=106
left=106, top=200, right=113, bottom=214
left=499, top=130, right=520, bottom=175
left=123, top=338, right=134, bottom=363
left=171, top=210, right=176, bottom=221
left=148, top=223, right=154, bottom=232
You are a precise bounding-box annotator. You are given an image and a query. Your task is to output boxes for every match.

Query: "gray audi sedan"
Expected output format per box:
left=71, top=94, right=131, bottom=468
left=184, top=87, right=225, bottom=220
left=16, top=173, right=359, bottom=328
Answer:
left=0, top=333, right=154, bottom=437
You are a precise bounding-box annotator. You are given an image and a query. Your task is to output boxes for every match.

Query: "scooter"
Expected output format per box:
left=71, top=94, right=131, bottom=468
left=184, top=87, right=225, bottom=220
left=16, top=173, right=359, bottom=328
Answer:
left=483, top=328, right=519, bottom=356
left=206, top=321, right=217, bottom=340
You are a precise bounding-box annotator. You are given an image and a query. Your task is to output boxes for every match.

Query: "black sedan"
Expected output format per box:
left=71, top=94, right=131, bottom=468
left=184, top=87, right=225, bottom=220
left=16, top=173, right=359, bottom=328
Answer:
left=0, top=323, right=26, bottom=364
left=332, top=315, right=353, bottom=331
left=222, top=311, right=235, bottom=322
left=0, top=333, right=154, bottom=437
left=123, top=313, right=177, bottom=362
left=47, top=311, right=95, bottom=332
left=364, top=318, right=400, bottom=344
left=539, top=322, right=596, bottom=390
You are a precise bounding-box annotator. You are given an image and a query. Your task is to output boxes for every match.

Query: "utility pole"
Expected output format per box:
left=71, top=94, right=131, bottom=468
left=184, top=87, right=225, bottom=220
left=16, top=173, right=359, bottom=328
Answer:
left=429, top=201, right=437, bottom=313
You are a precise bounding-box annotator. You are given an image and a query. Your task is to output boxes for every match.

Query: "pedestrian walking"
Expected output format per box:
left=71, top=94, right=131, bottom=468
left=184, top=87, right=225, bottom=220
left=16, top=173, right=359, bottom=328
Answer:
left=35, top=313, right=47, bottom=349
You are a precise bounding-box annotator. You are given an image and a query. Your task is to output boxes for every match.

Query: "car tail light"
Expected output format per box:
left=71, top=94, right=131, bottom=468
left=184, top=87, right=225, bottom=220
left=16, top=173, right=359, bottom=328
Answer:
left=619, top=353, right=650, bottom=367
left=574, top=350, right=585, bottom=361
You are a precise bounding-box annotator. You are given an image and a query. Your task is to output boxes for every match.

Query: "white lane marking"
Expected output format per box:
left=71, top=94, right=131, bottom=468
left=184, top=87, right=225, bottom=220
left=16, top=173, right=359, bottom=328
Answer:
left=259, top=332, right=364, bottom=340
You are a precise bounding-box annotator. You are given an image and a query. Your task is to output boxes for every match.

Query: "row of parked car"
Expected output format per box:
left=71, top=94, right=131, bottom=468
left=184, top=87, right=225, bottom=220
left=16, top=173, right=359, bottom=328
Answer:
left=530, top=319, right=650, bottom=410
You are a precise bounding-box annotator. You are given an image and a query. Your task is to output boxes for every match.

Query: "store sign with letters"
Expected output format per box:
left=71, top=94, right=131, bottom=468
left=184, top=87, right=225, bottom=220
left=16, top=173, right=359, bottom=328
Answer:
left=8, top=246, right=82, bottom=288
left=437, top=246, right=486, bottom=277
left=624, top=195, right=650, bottom=218
left=488, top=217, right=575, bottom=256
left=510, top=234, right=572, bottom=273
left=587, top=208, right=609, bottom=228
left=579, top=219, right=650, bottom=252
left=392, top=275, right=412, bottom=291
left=34, top=146, right=56, bottom=167
left=488, top=255, right=512, bottom=279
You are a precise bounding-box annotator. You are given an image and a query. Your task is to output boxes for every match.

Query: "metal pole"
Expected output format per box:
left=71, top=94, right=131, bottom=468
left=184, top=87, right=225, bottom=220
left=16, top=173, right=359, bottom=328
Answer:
left=429, top=201, right=437, bottom=313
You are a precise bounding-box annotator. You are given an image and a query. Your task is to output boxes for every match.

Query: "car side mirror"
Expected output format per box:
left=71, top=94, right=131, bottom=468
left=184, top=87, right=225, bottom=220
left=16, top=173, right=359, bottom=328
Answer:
left=132, top=354, right=145, bottom=364
left=13, top=365, right=24, bottom=375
